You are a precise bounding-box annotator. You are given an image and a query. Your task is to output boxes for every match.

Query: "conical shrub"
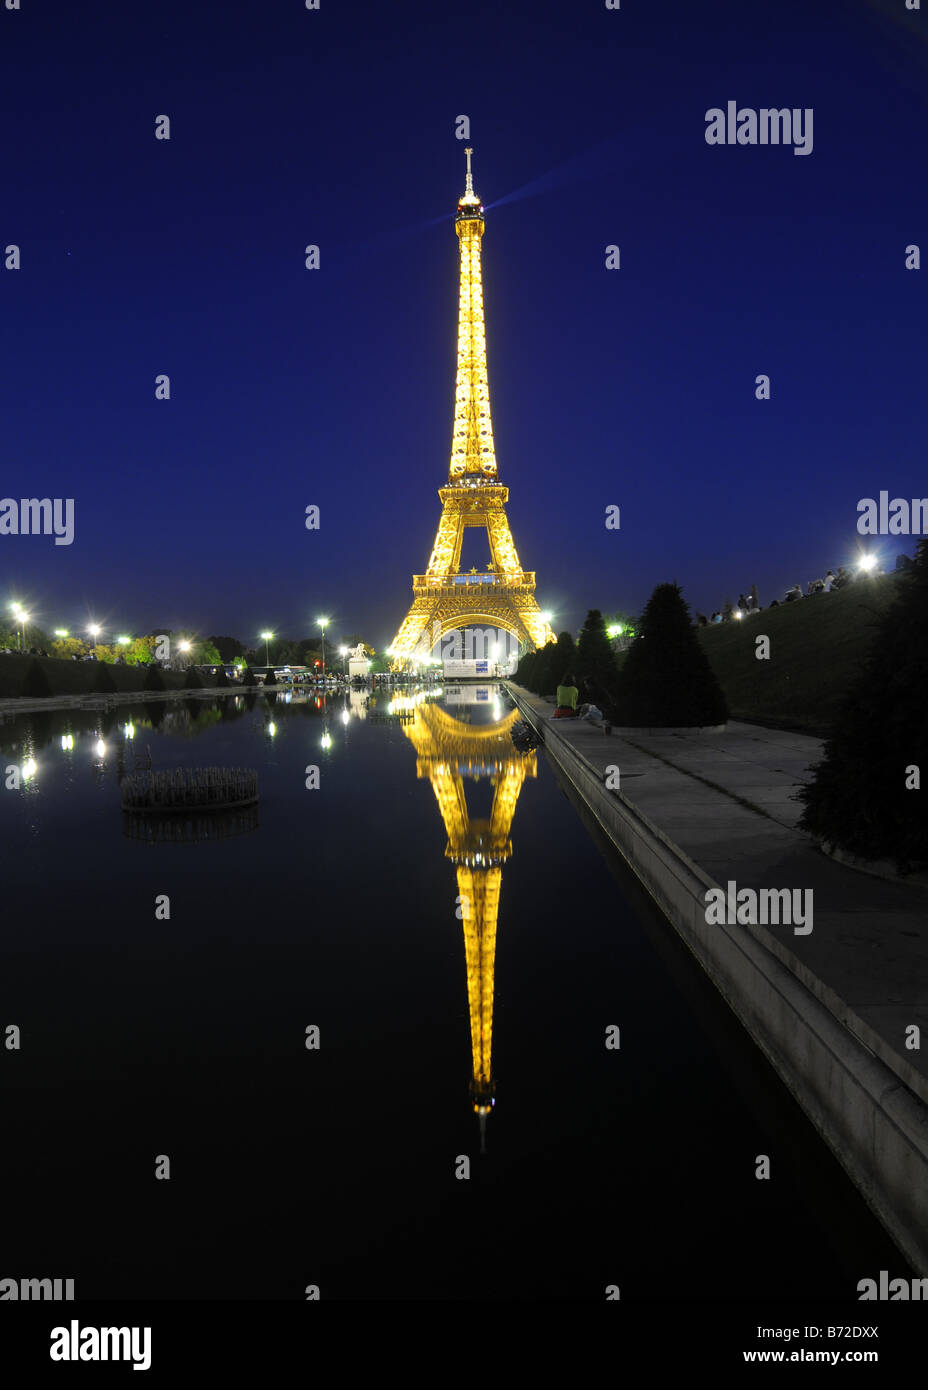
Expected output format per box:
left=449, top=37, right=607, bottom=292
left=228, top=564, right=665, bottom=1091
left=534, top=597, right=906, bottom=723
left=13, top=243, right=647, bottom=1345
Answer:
left=21, top=660, right=52, bottom=698
left=797, top=541, right=928, bottom=871
left=615, top=584, right=728, bottom=726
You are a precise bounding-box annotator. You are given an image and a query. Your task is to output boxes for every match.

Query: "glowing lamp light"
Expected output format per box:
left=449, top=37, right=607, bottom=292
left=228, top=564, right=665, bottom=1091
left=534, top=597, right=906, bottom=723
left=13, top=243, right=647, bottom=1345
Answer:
left=858, top=554, right=878, bottom=573
left=87, top=624, right=100, bottom=637
left=21, top=757, right=37, bottom=780
left=267, top=722, right=277, bottom=737
left=734, top=610, right=743, bottom=620
left=321, top=730, right=332, bottom=750
left=60, top=734, right=74, bottom=750
left=55, top=628, right=69, bottom=638
left=94, top=739, right=106, bottom=758
left=124, top=723, right=135, bottom=740
left=117, top=635, right=130, bottom=646
left=341, top=710, right=349, bottom=725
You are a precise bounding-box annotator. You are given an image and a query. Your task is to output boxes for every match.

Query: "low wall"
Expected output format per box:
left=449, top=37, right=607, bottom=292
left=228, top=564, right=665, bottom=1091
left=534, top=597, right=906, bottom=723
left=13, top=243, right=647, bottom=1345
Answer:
left=509, top=686, right=928, bottom=1276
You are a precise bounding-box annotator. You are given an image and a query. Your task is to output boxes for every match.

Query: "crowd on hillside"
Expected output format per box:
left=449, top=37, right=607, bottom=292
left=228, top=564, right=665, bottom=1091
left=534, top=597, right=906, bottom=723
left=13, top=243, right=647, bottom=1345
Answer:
left=696, top=553, right=916, bottom=626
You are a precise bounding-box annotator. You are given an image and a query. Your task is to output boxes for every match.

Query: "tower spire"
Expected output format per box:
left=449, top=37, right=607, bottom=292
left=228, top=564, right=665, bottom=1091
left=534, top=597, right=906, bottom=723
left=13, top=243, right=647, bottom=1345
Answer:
left=463, top=146, right=475, bottom=200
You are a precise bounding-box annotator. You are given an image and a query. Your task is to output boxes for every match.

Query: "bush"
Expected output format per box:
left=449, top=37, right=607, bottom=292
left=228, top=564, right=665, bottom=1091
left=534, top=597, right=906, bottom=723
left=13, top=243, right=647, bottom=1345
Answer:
left=91, top=661, right=117, bottom=693
left=797, top=541, right=928, bottom=871
left=574, top=610, right=621, bottom=715
left=242, top=668, right=257, bottom=687
left=184, top=666, right=202, bottom=689
left=516, top=650, right=538, bottom=687
left=143, top=662, right=166, bottom=692
left=548, top=631, right=577, bottom=694
left=20, top=660, right=52, bottom=698
left=615, top=585, right=728, bottom=726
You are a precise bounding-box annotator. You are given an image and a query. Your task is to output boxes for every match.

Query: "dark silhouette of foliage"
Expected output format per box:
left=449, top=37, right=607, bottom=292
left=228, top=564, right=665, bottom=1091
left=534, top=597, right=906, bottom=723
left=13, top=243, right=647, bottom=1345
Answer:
left=615, top=584, right=728, bottom=726
left=143, top=662, right=166, bottom=692
left=797, top=540, right=928, bottom=871
left=20, top=660, right=52, bottom=698
left=574, top=610, right=621, bottom=715
left=91, top=661, right=117, bottom=693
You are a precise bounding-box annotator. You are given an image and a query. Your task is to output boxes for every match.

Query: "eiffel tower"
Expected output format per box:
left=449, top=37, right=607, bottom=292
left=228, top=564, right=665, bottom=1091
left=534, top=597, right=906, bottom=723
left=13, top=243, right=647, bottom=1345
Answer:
left=400, top=694, right=537, bottom=1149
left=389, top=150, right=555, bottom=665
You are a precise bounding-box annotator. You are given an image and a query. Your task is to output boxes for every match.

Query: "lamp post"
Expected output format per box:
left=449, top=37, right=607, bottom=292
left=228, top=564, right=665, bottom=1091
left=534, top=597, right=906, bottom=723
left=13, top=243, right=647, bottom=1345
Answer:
left=317, top=617, right=329, bottom=677
left=87, top=623, right=100, bottom=657
left=10, top=602, right=26, bottom=651
left=178, top=639, right=191, bottom=671
left=260, top=630, right=274, bottom=668
left=339, top=645, right=348, bottom=679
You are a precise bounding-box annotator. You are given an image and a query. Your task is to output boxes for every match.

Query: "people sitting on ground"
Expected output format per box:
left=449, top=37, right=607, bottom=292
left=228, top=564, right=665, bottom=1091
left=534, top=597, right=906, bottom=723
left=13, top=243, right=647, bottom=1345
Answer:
left=711, top=611, right=722, bottom=624
left=823, top=569, right=836, bottom=591
left=806, top=577, right=824, bottom=595
left=554, top=672, right=579, bottom=718
left=737, top=593, right=748, bottom=613
left=784, top=583, right=803, bottom=602
left=577, top=702, right=604, bottom=722
left=833, top=565, right=853, bottom=590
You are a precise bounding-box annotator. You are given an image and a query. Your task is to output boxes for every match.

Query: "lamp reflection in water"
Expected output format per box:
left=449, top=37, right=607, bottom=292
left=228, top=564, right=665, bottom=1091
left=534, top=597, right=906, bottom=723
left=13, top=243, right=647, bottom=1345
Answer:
left=399, top=693, right=537, bottom=1152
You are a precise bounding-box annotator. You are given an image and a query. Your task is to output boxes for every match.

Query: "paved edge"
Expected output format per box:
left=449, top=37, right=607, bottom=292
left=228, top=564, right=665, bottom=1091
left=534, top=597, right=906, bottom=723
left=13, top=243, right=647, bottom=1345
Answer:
left=507, top=684, right=928, bottom=1276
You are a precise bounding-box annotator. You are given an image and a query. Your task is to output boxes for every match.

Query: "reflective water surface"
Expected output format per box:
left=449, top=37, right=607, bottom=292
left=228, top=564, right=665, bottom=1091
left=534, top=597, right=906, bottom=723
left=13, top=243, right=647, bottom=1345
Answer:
left=0, top=685, right=902, bottom=1299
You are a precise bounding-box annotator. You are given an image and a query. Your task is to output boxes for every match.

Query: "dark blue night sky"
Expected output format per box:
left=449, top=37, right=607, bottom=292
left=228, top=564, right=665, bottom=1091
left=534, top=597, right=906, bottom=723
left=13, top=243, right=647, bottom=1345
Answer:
left=2, top=0, right=926, bottom=647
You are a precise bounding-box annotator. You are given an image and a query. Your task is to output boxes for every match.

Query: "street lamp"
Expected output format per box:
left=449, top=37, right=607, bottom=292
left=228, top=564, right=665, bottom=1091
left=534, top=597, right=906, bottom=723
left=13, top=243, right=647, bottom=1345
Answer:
left=179, top=639, right=191, bottom=671
left=55, top=628, right=69, bottom=639
left=260, top=631, right=274, bottom=667
left=9, top=602, right=26, bottom=651
left=117, top=635, right=130, bottom=646
left=339, top=644, right=348, bottom=678
left=317, top=617, right=329, bottom=677
left=87, top=623, right=100, bottom=657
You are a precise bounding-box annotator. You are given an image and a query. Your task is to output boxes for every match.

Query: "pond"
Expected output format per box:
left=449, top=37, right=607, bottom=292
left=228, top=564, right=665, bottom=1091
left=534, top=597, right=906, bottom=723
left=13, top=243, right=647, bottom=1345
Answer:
left=0, top=684, right=901, bottom=1299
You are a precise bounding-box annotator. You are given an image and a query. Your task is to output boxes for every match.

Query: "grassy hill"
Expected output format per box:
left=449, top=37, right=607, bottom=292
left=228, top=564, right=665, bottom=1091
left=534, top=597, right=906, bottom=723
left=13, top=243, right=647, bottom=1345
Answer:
left=616, top=573, right=904, bottom=736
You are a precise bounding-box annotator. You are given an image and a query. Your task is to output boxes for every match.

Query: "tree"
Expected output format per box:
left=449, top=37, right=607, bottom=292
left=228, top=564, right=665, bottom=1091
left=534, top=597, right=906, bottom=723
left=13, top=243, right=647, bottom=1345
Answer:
left=191, top=640, right=221, bottom=667
left=143, top=662, right=166, bottom=692
left=20, top=660, right=52, bottom=698
left=515, top=649, right=536, bottom=687
left=242, top=667, right=258, bottom=686
left=574, top=610, right=621, bottom=714
left=52, top=637, right=88, bottom=661
left=209, top=635, right=245, bottom=663
left=615, top=585, right=728, bottom=727
left=797, top=540, right=928, bottom=872
left=213, top=666, right=230, bottom=688
left=546, top=631, right=577, bottom=692
left=125, top=636, right=158, bottom=666
left=91, top=660, right=117, bottom=693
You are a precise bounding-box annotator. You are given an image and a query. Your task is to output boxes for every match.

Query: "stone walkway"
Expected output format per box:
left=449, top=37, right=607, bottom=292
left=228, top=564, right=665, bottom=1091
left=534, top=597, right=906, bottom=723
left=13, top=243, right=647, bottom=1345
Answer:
left=510, top=688, right=928, bottom=1100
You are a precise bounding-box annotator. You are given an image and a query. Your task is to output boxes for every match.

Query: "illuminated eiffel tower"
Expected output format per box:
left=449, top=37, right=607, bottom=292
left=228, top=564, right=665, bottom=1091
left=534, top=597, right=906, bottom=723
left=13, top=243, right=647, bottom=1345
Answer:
left=389, top=150, right=555, bottom=665
left=400, top=694, right=537, bottom=1148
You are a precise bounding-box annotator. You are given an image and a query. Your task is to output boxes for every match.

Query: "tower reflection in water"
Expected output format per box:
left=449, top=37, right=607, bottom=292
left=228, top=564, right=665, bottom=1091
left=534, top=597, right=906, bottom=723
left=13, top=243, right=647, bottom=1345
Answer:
left=398, top=687, right=536, bottom=1151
